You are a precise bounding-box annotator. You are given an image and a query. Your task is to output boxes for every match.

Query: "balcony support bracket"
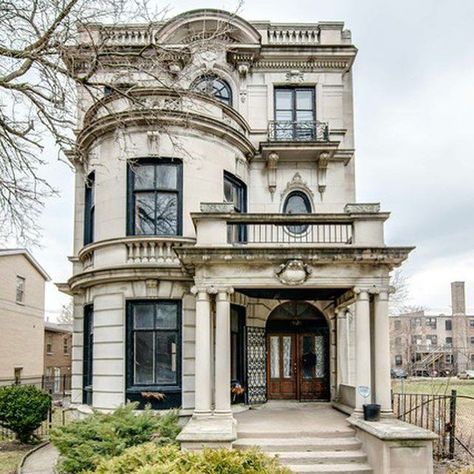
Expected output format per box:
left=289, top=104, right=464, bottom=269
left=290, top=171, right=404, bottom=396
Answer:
left=317, top=152, right=330, bottom=197
left=266, top=151, right=279, bottom=198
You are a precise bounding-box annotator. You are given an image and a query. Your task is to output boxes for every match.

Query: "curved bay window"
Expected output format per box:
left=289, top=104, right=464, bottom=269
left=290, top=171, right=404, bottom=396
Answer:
left=126, top=300, right=181, bottom=409
left=192, top=75, right=232, bottom=106
left=283, top=191, right=311, bottom=234
left=127, top=159, right=182, bottom=236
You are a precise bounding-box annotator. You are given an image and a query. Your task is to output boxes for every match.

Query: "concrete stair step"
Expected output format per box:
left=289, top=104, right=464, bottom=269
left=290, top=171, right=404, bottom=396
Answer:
left=234, top=437, right=362, bottom=452
left=237, top=429, right=354, bottom=439
left=270, top=450, right=367, bottom=465
left=285, top=463, right=373, bottom=474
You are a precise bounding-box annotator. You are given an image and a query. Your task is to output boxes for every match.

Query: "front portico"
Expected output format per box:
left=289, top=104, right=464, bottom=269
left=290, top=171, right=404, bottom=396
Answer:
left=177, top=205, right=410, bottom=448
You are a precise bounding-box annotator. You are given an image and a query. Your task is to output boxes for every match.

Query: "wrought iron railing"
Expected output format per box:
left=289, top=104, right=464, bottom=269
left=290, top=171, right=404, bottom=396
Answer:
left=227, top=218, right=352, bottom=245
left=267, top=120, right=329, bottom=142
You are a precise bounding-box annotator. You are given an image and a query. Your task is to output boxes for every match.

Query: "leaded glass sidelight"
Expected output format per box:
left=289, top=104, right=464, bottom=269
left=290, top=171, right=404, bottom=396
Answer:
left=128, top=160, right=182, bottom=236
left=270, top=336, right=280, bottom=378
left=315, top=334, right=325, bottom=378
left=192, top=75, right=232, bottom=106
left=282, top=336, right=292, bottom=378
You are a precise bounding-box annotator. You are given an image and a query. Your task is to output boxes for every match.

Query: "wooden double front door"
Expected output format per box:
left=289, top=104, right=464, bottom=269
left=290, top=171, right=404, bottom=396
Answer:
left=267, top=332, right=329, bottom=401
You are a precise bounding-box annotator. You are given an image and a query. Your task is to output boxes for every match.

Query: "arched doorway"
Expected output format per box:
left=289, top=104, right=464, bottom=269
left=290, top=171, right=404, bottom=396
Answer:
left=266, top=302, right=330, bottom=401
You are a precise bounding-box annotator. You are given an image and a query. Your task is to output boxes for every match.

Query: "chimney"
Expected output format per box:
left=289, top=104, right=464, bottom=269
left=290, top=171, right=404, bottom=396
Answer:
left=451, top=281, right=466, bottom=315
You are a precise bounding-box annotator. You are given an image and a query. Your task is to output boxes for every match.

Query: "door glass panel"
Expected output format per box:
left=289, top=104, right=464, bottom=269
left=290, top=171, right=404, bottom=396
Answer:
left=275, top=90, right=293, bottom=110
left=270, top=336, right=280, bottom=378
left=283, top=336, right=292, bottom=378
left=296, top=90, right=313, bottom=110
left=156, top=304, right=177, bottom=329
left=302, top=335, right=315, bottom=379
left=315, top=334, right=325, bottom=378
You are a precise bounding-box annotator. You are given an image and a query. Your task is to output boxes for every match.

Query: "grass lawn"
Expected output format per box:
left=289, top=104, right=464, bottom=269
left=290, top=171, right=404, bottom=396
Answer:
left=0, top=441, right=31, bottom=474
left=392, top=377, right=474, bottom=397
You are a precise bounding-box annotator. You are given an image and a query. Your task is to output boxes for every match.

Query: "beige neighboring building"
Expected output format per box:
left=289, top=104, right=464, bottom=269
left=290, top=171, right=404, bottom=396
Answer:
left=61, top=9, right=437, bottom=473
left=0, top=249, right=50, bottom=382
left=390, top=281, right=474, bottom=375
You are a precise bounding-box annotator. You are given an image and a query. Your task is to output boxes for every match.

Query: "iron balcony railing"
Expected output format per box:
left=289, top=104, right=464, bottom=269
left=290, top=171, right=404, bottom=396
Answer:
left=268, top=120, right=330, bottom=142
left=227, top=216, right=353, bottom=245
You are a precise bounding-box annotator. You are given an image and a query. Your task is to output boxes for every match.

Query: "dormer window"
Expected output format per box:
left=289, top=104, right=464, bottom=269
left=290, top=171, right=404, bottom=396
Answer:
left=192, top=75, right=232, bottom=106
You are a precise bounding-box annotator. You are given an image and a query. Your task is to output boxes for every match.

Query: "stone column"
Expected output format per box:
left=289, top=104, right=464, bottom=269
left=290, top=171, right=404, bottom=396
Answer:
left=354, top=289, right=372, bottom=413
left=336, top=309, right=348, bottom=388
left=192, top=287, right=212, bottom=417
left=214, top=288, right=233, bottom=417
left=374, top=290, right=392, bottom=414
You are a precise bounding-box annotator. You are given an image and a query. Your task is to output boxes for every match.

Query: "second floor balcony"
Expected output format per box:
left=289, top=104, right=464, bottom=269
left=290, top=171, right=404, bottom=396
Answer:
left=268, top=120, right=329, bottom=142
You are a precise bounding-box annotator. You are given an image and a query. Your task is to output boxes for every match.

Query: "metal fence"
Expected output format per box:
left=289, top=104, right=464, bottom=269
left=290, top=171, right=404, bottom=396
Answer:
left=0, top=374, right=71, bottom=399
left=393, top=390, right=474, bottom=460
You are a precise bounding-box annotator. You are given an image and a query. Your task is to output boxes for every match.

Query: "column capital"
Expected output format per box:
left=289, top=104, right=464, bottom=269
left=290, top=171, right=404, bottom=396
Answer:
left=216, top=287, right=234, bottom=301
left=353, top=287, right=370, bottom=299
left=375, top=289, right=390, bottom=301
left=191, top=285, right=219, bottom=296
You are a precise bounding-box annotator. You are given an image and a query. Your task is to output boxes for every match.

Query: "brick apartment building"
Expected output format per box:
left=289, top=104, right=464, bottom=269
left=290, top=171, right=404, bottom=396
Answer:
left=44, top=321, right=72, bottom=392
left=390, top=282, right=474, bottom=375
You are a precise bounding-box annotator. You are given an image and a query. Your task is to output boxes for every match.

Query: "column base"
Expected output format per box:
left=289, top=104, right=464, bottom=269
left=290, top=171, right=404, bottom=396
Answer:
left=192, top=410, right=213, bottom=419
left=177, top=414, right=237, bottom=451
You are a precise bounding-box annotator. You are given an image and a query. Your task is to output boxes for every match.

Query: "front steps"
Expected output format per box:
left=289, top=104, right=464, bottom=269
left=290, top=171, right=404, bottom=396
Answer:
left=233, top=428, right=373, bottom=474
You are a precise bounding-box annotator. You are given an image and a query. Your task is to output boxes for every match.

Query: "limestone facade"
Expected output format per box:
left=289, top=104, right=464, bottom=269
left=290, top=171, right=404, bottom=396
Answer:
left=61, top=10, right=433, bottom=471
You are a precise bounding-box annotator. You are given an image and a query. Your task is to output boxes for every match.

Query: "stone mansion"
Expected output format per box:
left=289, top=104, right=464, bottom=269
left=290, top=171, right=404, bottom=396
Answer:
left=61, top=9, right=436, bottom=473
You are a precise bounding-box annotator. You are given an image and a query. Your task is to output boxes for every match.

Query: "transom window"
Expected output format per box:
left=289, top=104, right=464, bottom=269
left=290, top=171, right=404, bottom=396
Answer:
left=128, top=159, right=182, bottom=236
left=192, top=75, right=232, bottom=106
left=127, top=301, right=181, bottom=387
left=274, top=87, right=315, bottom=140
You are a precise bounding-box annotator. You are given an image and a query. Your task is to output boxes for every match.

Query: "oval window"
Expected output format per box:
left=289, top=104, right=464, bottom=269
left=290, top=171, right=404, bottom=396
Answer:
left=192, top=75, right=232, bottom=106
left=283, top=191, right=311, bottom=234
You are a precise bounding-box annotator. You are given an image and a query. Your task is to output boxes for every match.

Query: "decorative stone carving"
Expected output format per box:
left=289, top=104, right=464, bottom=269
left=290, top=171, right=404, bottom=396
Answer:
left=239, top=90, right=247, bottom=103
left=200, top=50, right=217, bottom=70
left=285, top=69, right=304, bottom=83
left=317, top=152, right=330, bottom=196
left=281, top=172, right=314, bottom=201
left=275, top=259, right=312, bottom=285
left=237, top=63, right=249, bottom=77
left=266, top=152, right=279, bottom=196
left=344, top=203, right=381, bottom=214
left=147, top=130, right=160, bottom=155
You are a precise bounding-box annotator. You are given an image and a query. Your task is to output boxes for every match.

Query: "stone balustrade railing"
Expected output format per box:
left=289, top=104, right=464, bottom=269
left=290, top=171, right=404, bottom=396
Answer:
left=78, top=236, right=196, bottom=271
left=267, top=27, right=319, bottom=45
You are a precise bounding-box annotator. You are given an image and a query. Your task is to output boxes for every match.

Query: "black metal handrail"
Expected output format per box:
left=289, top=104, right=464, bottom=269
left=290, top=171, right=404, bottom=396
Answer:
left=268, top=120, right=329, bottom=142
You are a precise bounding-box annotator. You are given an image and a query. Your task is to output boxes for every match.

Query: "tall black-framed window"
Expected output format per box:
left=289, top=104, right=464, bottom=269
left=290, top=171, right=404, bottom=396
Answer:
left=127, top=159, right=182, bottom=236
left=192, top=74, right=232, bottom=106
left=224, top=172, right=247, bottom=243
left=84, top=172, right=95, bottom=245
left=126, top=300, right=182, bottom=409
left=274, top=87, right=315, bottom=140
left=83, top=304, right=94, bottom=405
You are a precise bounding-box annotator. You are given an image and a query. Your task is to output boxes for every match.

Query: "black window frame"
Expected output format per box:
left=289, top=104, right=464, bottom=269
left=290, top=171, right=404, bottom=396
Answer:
left=127, top=158, right=183, bottom=237
left=224, top=171, right=247, bottom=243
left=126, top=300, right=182, bottom=409
left=445, top=320, right=452, bottom=331
left=84, top=172, right=95, bottom=246
left=192, top=74, right=233, bottom=106
left=83, top=304, right=94, bottom=405
left=274, top=87, right=316, bottom=140
left=283, top=190, right=312, bottom=234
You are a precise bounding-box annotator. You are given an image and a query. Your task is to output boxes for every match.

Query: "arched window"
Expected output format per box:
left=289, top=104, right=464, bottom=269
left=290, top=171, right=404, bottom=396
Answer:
left=283, top=191, right=311, bottom=234
left=192, top=75, right=232, bottom=106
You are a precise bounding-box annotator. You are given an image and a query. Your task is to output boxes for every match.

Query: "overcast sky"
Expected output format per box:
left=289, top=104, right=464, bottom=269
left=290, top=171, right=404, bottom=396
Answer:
left=36, top=0, right=474, bottom=319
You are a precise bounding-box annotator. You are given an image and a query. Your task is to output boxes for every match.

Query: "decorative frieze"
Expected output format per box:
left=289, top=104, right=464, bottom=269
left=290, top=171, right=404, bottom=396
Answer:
left=200, top=202, right=235, bottom=213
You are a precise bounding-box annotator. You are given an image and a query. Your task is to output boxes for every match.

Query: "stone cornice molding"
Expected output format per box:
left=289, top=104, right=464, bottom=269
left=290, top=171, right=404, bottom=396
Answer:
left=176, top=246, right=414, bottom=269
left=77, top=108, right=255, bottom=159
